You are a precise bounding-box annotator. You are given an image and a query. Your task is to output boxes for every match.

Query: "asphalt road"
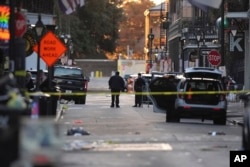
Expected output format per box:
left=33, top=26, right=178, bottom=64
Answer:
left=53, top=77, right=244, bottom=167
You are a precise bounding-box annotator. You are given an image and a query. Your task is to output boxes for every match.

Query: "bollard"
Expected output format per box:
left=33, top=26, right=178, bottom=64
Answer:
left=95, top=71, right=99, bottom=78
left=90, top=71, right=94, bottom=78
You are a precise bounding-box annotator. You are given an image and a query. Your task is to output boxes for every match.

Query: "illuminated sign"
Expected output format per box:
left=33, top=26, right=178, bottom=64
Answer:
left=0, top=5, right=10, bottom=40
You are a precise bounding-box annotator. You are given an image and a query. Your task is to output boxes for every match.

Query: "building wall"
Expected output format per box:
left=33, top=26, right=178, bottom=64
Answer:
left=74, top=59, right=147, bottom=78
left=74, top=59, right=117, bottom=77
left=168, top=37, right=180, bottom=71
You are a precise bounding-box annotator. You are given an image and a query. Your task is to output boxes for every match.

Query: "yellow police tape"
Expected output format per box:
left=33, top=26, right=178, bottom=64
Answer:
left=15, top=70, right=26, bottom=77
left=25, top=90, right=249, bottom=96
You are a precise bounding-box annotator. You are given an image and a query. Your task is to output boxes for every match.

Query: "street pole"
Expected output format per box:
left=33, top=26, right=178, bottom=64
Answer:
left=196, top=33, right=201, bottom=67
left=34, top=14, right=45, bottom=91
left=148, top=28, right=154, bottom=73
left=9, top=0, right=15, bottom=66
left=246, top=6, right=250, bottom=90
left=36, top=40, right=40, bottom=90
left=197, top=42, right=200, bottom=67
left=220, top=0, right=225, bottom=66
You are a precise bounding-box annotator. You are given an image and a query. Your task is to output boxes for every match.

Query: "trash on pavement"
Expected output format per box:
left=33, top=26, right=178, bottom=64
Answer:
left=66, top=127, right=90, bottom=136
left=62, top=140, right=95, bottom=151
left=208, top=131, right=226, bottom=136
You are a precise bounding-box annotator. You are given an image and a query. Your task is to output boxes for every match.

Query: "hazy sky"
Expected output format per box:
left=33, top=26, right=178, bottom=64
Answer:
left=153, top=0, right=164, bottom=5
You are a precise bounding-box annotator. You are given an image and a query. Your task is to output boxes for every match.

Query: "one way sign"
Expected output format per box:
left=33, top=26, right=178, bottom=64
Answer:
left=229, top=32, right=244, bottom=53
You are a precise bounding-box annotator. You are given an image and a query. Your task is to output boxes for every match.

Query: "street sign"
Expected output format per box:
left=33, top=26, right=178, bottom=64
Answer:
left=207, top=50, right=221, bottom=66
left=15, top=12, right=27, bottom=38
left=33, top=31, right=67, bottom=67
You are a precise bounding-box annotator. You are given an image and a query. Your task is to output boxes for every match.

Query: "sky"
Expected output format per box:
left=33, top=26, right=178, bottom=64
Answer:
left=152, top=0, right=164, bottom=5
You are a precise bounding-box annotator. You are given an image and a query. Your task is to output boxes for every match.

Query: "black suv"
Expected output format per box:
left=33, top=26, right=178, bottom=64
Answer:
left=53, top=65, right=89, bottom=104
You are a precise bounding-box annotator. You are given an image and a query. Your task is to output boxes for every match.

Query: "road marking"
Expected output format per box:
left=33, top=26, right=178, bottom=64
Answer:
left=93, top=143, right=172, bottom=151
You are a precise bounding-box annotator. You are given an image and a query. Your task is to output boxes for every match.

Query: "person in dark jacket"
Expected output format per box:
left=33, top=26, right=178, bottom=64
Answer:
left=165, top=75, right=177, bottom=122
left=133, top=73, right=146, bottom=107
left=25, top=71, right=35, bottom=91
left=108, top=71, right=125, bottom=108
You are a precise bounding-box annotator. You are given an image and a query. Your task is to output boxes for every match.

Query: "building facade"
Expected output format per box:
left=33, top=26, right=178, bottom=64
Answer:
left=144, top=0, right=249, bottom=86
left=168, top=0, right=219, bottom=72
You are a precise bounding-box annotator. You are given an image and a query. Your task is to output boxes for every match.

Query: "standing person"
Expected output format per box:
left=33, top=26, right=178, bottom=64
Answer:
left=165, top=75, right=177, bottom=122
left=133, top=73, right=146, bottom=107
left=108, top=71, right=125, bottom=108
left=25, top=71, right=35, bottom=91
left=38, top=70, right=47, bottom=86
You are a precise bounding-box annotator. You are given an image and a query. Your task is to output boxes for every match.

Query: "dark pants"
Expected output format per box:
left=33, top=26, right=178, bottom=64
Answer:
left=111, top=89, right=120, bottom=106
left=135, top=90, right=143, bottom=106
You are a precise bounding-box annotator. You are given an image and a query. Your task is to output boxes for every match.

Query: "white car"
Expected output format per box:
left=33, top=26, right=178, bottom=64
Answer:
left=173, top=67, right=227, bottom=125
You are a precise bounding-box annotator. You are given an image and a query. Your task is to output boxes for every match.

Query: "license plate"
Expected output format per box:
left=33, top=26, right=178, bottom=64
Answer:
left=66, top=90, right=72, bottom=93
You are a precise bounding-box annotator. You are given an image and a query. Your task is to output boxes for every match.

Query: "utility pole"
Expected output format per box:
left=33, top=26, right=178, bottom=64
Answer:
left=9, top=0, right=26, bottom=90
left=246, top=3, right=250, bottom=90
left=220, top=0, right=225, bottom=66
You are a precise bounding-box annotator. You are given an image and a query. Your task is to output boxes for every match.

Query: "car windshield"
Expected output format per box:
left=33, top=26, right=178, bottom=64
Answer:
left=54, top=67, right=82, bottom=77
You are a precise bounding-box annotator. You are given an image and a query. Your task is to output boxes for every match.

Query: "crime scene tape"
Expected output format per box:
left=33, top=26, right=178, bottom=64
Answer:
left=25, top=90, right=249, bottom=96
left=15, top=70, right=26, bottom=77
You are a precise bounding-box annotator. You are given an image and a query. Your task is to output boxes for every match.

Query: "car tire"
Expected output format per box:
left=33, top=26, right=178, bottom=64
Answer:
left=75, top=95, right=86, bottom=104
left=166, top=109, right=180, bottom=123
left=213, top=115, right=226, bottom=125
left=242, top=109, right=250, bottom=150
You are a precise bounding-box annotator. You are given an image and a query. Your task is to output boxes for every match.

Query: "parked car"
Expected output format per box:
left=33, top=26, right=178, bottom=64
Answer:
left=26, top=69, right=48, bottom=87
left=26, top=69, right=61, bottom=115
left=53, top=65, right=89, bottom=104
left=173, top=67, right=227, bottom=125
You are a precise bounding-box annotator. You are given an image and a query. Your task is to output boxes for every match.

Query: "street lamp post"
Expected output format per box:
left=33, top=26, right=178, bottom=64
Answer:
left=68, top=40, right=73, bottom=60
left=35, top=14, right=46, bottom=90
left=181, top=39, right=185, bottom=72
left=148, top=28, right=154, bottom=72
left=60, top=34, right=72, bottom=65
left=196, top=34, right=201, bottom=67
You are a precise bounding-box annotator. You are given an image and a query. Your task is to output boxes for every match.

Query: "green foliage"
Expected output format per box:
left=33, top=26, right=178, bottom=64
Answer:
left=59, top=0, right=123, bottom=59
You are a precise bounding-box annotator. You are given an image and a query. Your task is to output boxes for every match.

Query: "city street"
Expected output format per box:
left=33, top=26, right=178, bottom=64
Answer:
left=55, top=77, right=244, bottom=167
